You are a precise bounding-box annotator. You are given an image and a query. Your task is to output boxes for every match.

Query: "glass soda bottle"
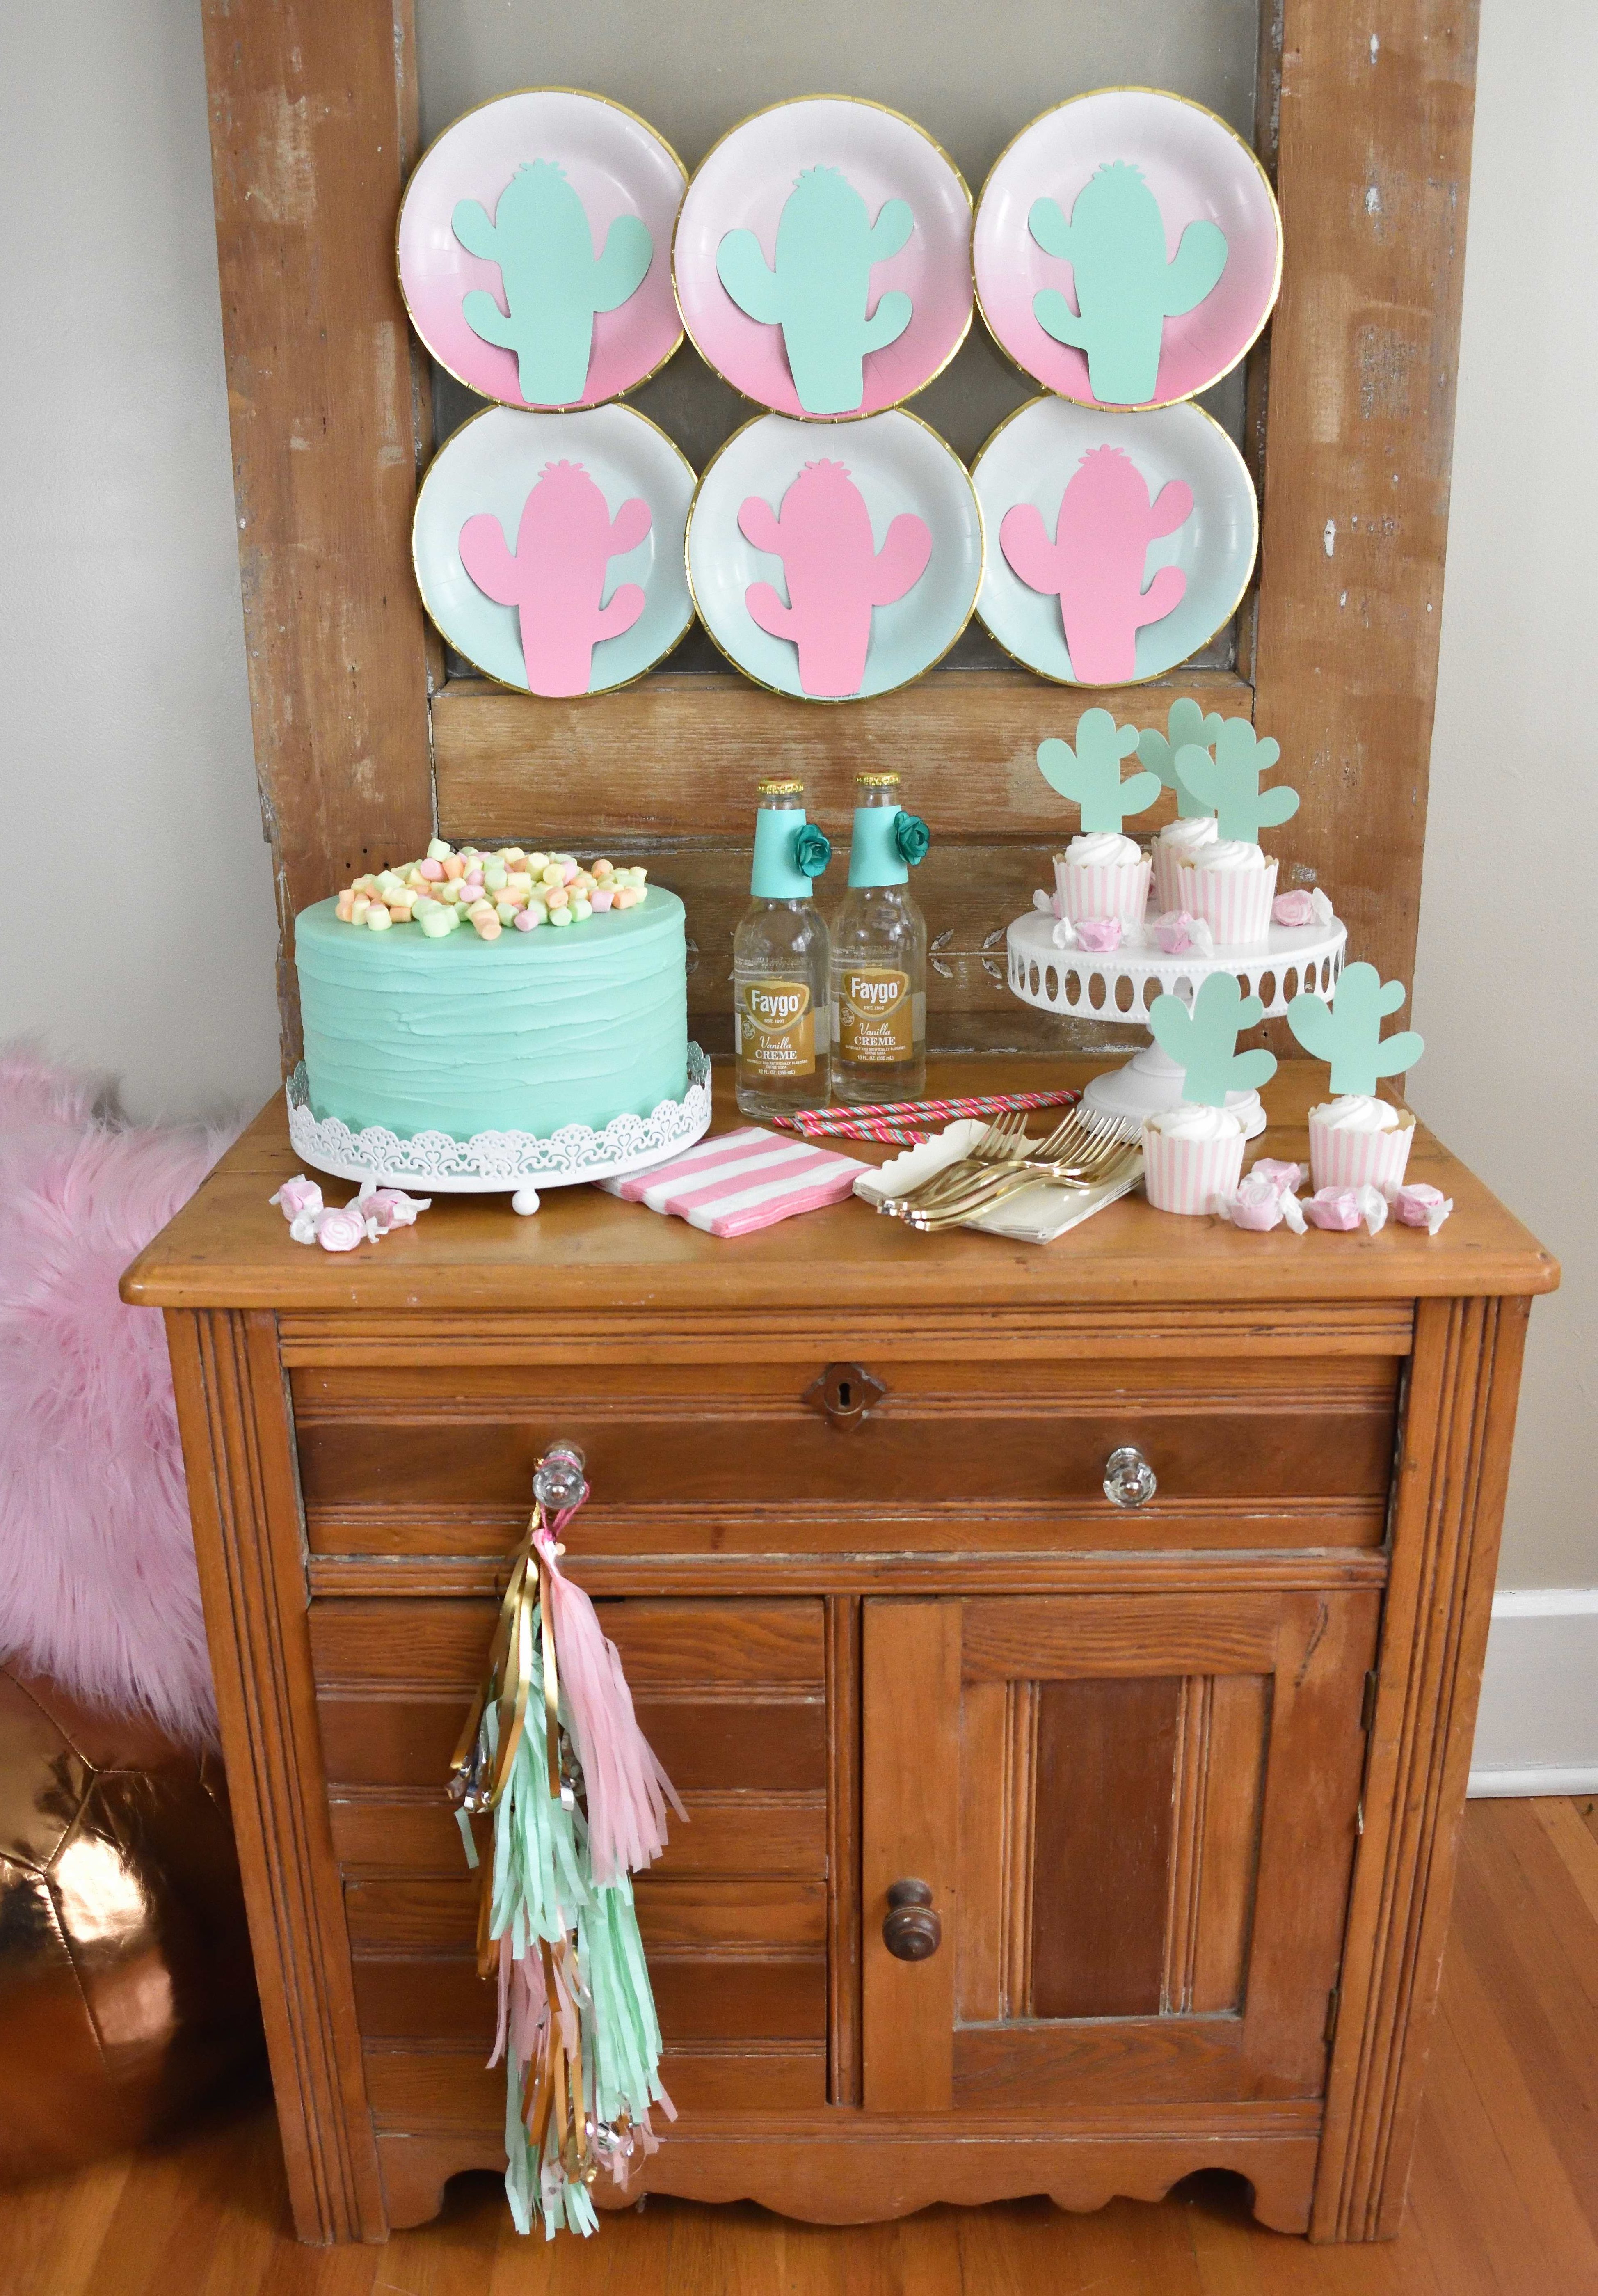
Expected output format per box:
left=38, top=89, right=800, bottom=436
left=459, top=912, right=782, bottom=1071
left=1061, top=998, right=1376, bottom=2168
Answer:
left=733, top=779, right=832, bottom=1120
left=830, top=772, right=929, bottom=1105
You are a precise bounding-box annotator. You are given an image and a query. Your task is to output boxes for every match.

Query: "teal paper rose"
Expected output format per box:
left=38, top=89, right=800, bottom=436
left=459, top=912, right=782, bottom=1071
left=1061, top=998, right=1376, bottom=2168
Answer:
left=894, top=812, right=931, bottom=866
left=794, top=823, right=832, bottom=878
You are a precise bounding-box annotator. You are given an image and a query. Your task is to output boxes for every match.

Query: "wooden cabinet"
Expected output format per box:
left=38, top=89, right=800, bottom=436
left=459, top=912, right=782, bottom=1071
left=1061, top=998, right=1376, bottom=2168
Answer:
left=122, top=1060, right=1557, bottom=2247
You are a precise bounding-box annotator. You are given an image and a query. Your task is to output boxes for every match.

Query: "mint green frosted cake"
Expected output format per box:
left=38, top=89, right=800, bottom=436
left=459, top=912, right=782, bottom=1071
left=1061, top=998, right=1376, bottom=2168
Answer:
left=295, top=883, right=689, bottom=1144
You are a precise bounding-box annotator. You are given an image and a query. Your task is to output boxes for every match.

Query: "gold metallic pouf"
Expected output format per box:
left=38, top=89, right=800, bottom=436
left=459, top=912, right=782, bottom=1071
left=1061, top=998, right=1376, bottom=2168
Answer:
left=0, top=1664, right=263, bottom=2182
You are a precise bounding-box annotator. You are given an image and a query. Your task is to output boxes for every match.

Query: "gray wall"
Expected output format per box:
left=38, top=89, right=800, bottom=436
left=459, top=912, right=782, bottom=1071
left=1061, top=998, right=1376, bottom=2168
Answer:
left=0, top=0, right=280, bottom=1124
left=0, top=1, right=1588, bottom=1593
left=1408, top=0, right=1596, bottom=1589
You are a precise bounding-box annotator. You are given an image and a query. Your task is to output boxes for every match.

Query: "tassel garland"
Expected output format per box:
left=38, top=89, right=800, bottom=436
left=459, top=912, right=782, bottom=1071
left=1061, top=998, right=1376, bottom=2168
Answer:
left=448, top=1444, right=683, bottom=2236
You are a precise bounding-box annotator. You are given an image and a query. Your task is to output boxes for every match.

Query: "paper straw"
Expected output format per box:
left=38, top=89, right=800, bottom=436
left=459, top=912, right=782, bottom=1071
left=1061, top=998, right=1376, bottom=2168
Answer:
left=775, top=1088, right=1081, bottom=1139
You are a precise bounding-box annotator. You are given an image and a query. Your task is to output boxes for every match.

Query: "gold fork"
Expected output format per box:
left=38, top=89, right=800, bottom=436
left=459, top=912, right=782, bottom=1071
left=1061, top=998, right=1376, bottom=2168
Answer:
left=878, top=1104, right=1115, bottom=1218
left=882, top=1106, right=1137, bottom=1219
left=903, top=1117, right=1141, bottom=1222
left=873, top=1109, right=1033, bottom=1216
left=907, top=1138, right=1143, bottom=1231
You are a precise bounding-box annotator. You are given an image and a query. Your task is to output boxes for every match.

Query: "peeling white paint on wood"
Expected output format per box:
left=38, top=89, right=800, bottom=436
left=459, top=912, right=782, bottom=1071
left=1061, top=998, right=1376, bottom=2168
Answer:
left=1324, top=520, right=1337, bottom=556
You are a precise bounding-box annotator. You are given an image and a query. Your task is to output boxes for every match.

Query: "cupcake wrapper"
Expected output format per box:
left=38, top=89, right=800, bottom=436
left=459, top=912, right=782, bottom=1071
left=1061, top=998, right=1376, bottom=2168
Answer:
left=1056, top=855, right=1151, bottom=927
left=1142, top=1124, right=1246, bottom=1216
left=1154, top=840, right=1214, bottom=915
left=1308, top=1113, right=1415, bottom=1194
left=1176, top=856, right=1278, bottom=948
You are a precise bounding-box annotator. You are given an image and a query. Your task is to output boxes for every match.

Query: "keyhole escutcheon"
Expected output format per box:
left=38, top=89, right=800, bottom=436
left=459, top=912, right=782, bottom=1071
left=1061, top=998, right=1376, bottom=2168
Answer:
left=802, top=1361, right=888, bottom=1430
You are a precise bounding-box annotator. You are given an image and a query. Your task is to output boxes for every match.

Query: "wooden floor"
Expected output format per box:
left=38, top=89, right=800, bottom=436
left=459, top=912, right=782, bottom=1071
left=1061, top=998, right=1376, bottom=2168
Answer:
left=9, top=1798, right=1598, bottom=2296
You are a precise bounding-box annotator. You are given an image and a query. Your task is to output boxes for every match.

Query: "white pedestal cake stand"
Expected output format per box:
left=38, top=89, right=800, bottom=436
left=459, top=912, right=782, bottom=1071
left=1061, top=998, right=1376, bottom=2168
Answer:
left=286, top=1044, right=712, bottom=1215
left=1005, top=914, right=1347, bottom=1138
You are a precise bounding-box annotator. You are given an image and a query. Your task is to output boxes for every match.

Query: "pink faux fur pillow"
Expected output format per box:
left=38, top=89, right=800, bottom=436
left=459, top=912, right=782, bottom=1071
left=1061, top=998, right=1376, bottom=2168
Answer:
left=0, top=1047, right=244, bottom=1745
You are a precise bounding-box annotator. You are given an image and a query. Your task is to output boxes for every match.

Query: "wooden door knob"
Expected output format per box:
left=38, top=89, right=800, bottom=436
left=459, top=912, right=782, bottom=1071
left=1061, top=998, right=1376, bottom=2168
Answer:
left=882, top=1878, right=941, bottom=1961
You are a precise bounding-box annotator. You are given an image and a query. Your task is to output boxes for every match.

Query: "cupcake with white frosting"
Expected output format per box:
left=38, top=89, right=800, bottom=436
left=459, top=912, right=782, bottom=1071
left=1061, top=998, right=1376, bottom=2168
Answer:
left=1176, top=839, right=1278, bottom=947
left=1054, top=831, right=1151, bottom=929
left=1141, top=1101, right=1248, bottom=1215
left=1308, top=1095, right=1415, bottom=1193
left=1153, top=814, right=1219, bottom=913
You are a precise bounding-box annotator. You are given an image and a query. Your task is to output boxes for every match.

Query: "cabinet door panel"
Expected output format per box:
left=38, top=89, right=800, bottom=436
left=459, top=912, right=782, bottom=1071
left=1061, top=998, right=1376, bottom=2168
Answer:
left=863, top=1591, right=1375, bottom=2113
left=1030, top=1674, right=1182, bottom=2019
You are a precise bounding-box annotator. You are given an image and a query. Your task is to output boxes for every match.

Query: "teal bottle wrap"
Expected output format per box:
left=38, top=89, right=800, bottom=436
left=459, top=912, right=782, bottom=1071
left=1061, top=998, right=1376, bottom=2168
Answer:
left=847, top=805, right=932, bottom=887
left=752, top=808, right=816, bottom=900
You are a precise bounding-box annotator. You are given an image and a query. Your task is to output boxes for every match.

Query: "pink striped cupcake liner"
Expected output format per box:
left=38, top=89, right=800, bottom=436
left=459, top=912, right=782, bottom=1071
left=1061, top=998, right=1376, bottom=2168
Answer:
left=1308, top=1110, right=1415, bottom=1194
left=598, top=1125, right=862, bottom=1236
left=1141, top=1122, right=1246, bottom=1215
left=1175, top=855, right=1278, bottom=948
left=1153, top=837, right=1215, bottom=916
left=1054, top=854, right=1152, bottom=927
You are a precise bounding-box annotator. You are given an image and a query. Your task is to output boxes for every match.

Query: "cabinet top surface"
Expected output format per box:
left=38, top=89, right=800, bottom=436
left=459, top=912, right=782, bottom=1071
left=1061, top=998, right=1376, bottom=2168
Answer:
left=120, top=1059, right=1556, bottom=1314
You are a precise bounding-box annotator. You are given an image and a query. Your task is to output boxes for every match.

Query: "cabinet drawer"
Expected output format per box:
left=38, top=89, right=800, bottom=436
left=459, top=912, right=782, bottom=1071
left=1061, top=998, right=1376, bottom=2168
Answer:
left=292, top=1357, right=1399, bottom=1556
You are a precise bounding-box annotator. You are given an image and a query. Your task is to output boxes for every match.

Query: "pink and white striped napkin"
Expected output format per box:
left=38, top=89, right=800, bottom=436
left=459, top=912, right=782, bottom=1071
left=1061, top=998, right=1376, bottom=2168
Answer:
left=597, top=1127, right=865, bottom=1237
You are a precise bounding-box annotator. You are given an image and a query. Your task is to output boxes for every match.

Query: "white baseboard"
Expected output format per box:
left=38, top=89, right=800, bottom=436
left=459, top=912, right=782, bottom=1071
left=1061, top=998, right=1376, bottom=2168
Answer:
left=1467, top=1589, right=1598, bottom=1797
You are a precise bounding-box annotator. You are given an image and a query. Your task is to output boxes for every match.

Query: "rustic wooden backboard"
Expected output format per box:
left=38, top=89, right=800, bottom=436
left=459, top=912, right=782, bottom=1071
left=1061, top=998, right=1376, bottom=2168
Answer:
left=201, top=0, right=1479, bottom=1064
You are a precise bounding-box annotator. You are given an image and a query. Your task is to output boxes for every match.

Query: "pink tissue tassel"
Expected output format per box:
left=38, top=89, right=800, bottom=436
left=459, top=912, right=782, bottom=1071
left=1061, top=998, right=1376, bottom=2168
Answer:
left=537, top=1527, right=686, bottom=1887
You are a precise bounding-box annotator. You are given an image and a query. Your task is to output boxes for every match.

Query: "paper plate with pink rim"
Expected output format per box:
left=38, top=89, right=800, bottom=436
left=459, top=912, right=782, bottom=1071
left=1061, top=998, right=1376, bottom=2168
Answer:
left=673, top=96, right=973, bottom=421
left=685, top=410, right=984, bottom=703
left=397, top=89, right=688, bottom=410
left=412, top=405, right=696, bottom=696
left=974, top=88, right=1281, bottom=410
left=971, top=396, right=1257, bottom=686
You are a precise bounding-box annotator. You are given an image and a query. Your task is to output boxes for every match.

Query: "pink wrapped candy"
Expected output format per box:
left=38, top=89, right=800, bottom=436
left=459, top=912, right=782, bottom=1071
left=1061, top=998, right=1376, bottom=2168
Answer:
left=314, top=1204, right=372, bottom=1253
left=1150, top=911, right=1215, bottom=957
left=1272, top=886, right=1336, bottom=928
left=355, top=1187, right=432, bottom=1232
left=1303, top=1183, right=1389, bottom=1236
left=270, top=1174, right=324, bottom=1221
left=1394, top=1182, right=1454, bottom=1234
left=1224, top=1164, right=1307, bottom=1234
left=1074, top=916, right=1123, bottom=952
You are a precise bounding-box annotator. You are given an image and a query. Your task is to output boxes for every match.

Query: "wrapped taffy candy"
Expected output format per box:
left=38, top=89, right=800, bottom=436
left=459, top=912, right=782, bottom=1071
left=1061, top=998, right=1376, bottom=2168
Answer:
left=334, top=843, right=651, bottom=940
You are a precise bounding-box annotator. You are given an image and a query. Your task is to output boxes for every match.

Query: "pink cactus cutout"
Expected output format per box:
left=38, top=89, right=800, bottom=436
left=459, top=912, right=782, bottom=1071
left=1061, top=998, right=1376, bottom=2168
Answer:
left=1000, top=446, right=1193, bottom=685
left=459, top=460, right=652, bottom=696
left=738, top=459, right=931, bottom=698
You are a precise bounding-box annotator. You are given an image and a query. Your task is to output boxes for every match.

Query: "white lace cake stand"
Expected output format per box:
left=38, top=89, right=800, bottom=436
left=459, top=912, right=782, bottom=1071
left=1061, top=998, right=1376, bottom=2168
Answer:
left=1005, top=913, right=1347, bottom=1138
left=286, top=1044, right=712, bottom=1215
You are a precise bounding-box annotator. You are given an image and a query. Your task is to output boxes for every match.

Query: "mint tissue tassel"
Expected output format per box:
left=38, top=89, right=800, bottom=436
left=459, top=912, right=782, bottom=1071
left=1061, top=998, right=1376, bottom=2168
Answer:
left=449, top=1442, right=684, bottom=2237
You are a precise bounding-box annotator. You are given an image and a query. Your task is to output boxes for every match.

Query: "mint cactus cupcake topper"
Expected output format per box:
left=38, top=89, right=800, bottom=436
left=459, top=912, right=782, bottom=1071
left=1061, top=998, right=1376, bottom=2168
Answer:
left=717, top=168, right=914, bottom=416
left=1175, top=717, right=1299, bottom=843
left=1029, top=163, right=1229, bottom=406
left=1036, top=707, right=1161, bottom=833
left=453, top=163, right=654, bottom=407
left=1138, top=697, right=1222, bottom=819
left=1148, top=973, right=1277, bottom=1107
left=1287, top=964, right=1424, bottom=1095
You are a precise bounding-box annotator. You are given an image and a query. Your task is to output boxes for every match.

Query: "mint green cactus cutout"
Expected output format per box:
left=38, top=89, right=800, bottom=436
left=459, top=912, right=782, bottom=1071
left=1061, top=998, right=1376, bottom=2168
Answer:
left=1138, top=697, right=1222, bottom=819
left=1287, top=963, right=1425, bottom=1095
left=1037, top=707, right=1162, bottom=833
left=717, top=167, right=914, bottom=416
left=1174, top=718, right=1300, bottom=843
left=1029, top=163, right=1229, bottom=405
left=1148, top=974, right=1278, bottom=1108
left=454, top=162, right=654, bottom=405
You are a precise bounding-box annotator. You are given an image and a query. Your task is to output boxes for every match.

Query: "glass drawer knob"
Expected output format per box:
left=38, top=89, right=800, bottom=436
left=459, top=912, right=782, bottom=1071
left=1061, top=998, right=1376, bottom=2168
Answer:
left=533, top=1441, right=588, bottom=1512
left=1103, top=1445, right=1157, bottom=1509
